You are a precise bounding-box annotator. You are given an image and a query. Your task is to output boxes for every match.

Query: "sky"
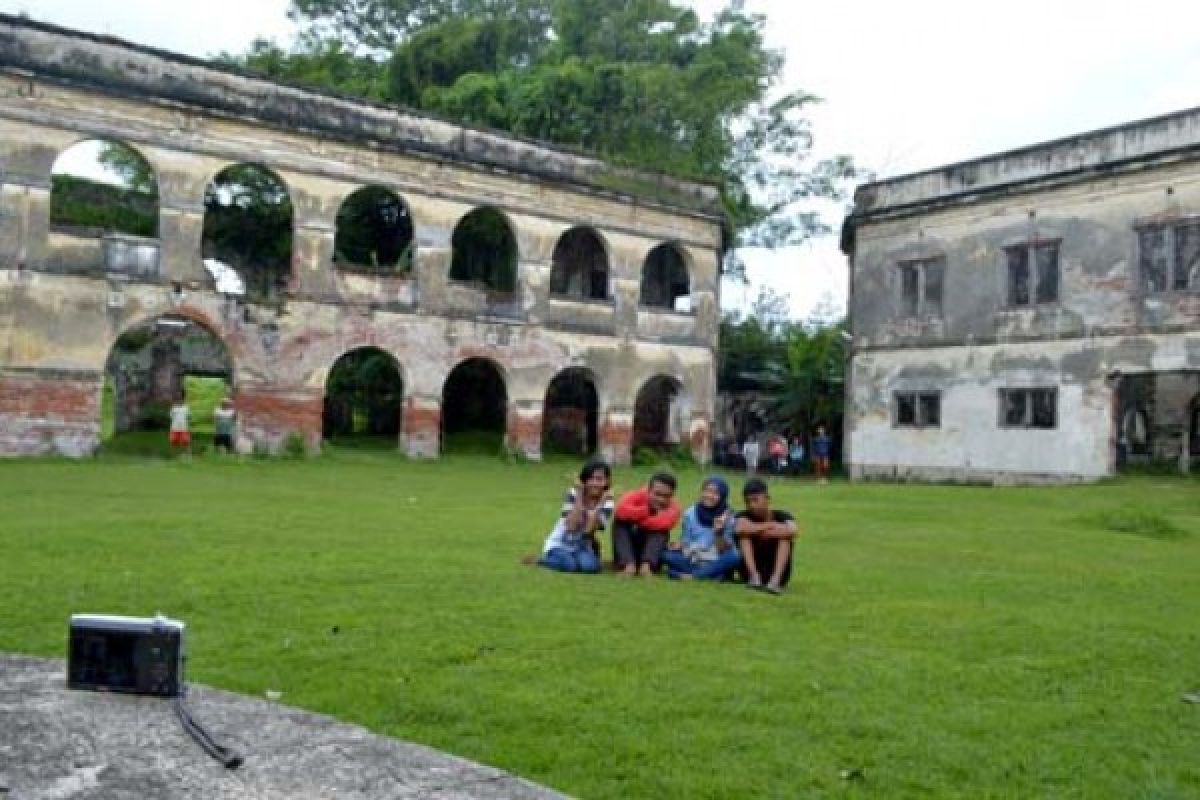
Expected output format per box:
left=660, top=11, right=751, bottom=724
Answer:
left=7, top=0, right=1200, bottom=320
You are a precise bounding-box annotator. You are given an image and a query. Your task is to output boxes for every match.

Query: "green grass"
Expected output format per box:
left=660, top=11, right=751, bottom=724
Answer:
left=2, top=455, right=1199, bottom=799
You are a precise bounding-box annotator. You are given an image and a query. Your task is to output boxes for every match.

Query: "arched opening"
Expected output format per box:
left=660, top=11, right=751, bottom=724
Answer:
left=333, top=186, right=414, bottom=272
left=543, top=368, right=599, bottom=456
left=550, top=227, right=609, bottom=300
left=202, top=163, right=293, bottom=304
left=441, top=358, right=508, bottom=454
left=49, top=139, right=159, bottom=274
left=449, top=207, right=517, bottom=292
left=633, top=375, right=683, bottom=450
left=323, top=348, right=404, bottom=447
left=640, top=243, right=690, bottom=311
left=101, top=315, right=232, bottom=455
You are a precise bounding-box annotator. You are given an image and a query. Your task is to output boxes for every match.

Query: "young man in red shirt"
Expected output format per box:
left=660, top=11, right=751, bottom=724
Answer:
left=612, top=471, right=681, bottom=577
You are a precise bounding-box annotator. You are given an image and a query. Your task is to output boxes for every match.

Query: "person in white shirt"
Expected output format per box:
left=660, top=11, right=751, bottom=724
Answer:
left=741, top=437, right=760, bottom=477
left=538, top=460, right=615, bottom=574
left=168, top=395, right=191, bottom=454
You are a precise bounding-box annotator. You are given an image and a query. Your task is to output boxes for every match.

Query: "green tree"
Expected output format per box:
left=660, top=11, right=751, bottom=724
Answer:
left=231, top=1, right=855, bottom=269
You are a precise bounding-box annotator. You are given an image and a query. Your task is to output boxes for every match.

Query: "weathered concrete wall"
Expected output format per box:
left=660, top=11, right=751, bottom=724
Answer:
left=844, top=107, right=1200, bottom=483
left=0, top=18, right=721, bottom=463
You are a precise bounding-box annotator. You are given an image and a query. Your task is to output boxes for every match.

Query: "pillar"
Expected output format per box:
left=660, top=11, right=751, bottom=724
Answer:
left=401, top=394, right=441, bottom=459
left=600, top=408, right=634, bottom=466
left=506, top=400, right=543, bottom=461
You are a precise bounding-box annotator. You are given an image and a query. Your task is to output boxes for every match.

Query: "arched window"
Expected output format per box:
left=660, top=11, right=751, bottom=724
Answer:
left=449, top=208, right=517, bottom=292
left=50, top=139, right=158, bottom=240
left=323, top=347, right=405, bottom=442
left=640, top=244, right=690, bottom=311
left=333, top=187, right=414, bottom=272
left=550, top=227, right=609, bottom=300
left=202, top=163, right=293, bottom=303
left=543, top=368, right=599, bottom=455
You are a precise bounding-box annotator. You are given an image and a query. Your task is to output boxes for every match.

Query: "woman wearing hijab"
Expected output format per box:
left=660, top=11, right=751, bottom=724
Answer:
left=662, top=476, right=741, bottom=581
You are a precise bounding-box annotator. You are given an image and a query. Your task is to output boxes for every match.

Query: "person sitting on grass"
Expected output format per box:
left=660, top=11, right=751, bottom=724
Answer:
left=538, top=460, right=615, bottom=574
left=662, top=476, right=741, bottom=581
left=734, top=478, right=797, bottom=595
left=612, top=471, right=680, bottom=577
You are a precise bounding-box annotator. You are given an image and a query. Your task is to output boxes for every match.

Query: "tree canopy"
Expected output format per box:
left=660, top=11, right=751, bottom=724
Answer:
left=229, top=0, right=855, bottom=270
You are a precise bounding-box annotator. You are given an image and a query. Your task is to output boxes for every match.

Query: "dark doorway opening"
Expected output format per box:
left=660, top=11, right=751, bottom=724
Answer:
left=323, top=348, right=404, bottom=446
left=543, top=368, right=599, bottom=456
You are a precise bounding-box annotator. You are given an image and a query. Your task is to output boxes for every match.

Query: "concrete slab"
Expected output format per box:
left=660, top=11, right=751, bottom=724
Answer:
left=0, top=654, right=570, bottom=799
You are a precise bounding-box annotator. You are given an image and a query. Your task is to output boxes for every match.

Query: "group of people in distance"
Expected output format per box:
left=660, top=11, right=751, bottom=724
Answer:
left=537, top=460, right=797, bottom=594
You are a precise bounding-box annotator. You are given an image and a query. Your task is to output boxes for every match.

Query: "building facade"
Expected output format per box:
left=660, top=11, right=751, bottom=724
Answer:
left=0, top=16, right=723, bottom=462
left=843, top=109, right=1200, bottom=483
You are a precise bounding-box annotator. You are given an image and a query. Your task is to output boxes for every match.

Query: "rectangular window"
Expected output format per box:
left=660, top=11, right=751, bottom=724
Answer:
left=897, top=258, right=944, bottom=318
left=1138, top=221, right=1200, bottom=292
left=999, top=388, right=1057, bottom=429
left=894, top=391, right=941, bottom=428
left=1005, top=241, right=1059, bottom=306
left=900, top=263, right=920, bottom=317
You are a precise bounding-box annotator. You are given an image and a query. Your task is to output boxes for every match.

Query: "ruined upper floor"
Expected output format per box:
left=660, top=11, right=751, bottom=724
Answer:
left=843, top=107, right=1200, bottom=351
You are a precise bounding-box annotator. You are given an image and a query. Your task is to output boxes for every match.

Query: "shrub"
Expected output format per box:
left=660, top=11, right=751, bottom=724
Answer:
left=283, top=432, right=308, bottom=459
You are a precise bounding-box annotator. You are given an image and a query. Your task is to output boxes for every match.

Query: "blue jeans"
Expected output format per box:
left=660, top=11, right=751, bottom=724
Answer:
left=539, top=547, right=601, bottom=574
left=662, top=548, right=741, bottom=581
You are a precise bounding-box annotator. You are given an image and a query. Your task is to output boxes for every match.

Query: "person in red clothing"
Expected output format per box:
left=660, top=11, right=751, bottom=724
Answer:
left=612, top=471, right=680, bottom=577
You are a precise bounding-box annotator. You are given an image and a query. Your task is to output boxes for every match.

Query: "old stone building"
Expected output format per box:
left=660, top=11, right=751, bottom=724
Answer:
left=843, top=108, right=1200, bottom=482
left=0, top=15, right=722, bottom=462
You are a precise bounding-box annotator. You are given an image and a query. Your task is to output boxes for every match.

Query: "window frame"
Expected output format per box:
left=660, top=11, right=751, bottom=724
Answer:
left=997, top=387, right=1058, bottom=430
left=893, top=390, right=942, bottom=429
left=1003, top=239, right=1060, bottom=308
left=1136, top=218, right=1200, bottom=294
left=896, top=256, right=945, bottom=319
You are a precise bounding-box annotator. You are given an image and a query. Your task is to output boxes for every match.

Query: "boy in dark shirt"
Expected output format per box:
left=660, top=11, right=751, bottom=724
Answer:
left=734, top=478, right=798, bottom=594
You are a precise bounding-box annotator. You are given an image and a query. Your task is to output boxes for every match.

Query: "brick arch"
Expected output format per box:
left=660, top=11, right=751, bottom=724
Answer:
left=542, top=366, right=602, bottom=456
left=101, top=308, right=236, bottom=440
left=632, top=373, right=688, bottom=449
left=106, top=306, right=236, bottom=377
left=321, top=345, right=406, bottom=442
left=440, top=355, right=510, bottom=449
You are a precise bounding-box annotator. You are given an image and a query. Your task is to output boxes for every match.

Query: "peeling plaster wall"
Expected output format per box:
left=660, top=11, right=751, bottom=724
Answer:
left=845, top=108, right=1200, bottom=483
left=0, top=19, right=720, bottom=462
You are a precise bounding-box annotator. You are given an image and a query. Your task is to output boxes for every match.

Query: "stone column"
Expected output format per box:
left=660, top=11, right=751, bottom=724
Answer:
left=0, top=368, right=103, bottom=456
left=233, top=384, right=323, bottom=454
left=153, top=153, right=217, bottom=285
left=506, top=400, right=543, bottom=461
left=600, top=408, right=634, bottom=466
left=401, top=394, right=441, bottom=459
left=0, top=148, right=55, bottom=269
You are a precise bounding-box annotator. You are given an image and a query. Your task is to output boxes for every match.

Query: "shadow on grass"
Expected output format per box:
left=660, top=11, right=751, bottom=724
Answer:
left=1076, top=509, right=1189, bottom=540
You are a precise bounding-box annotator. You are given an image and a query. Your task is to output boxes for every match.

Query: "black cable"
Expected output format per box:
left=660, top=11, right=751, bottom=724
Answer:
left=172, top=686, right=243, bottom=770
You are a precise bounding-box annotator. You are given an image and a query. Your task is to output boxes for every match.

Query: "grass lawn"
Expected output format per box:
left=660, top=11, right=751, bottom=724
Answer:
left=1, top=452, right=1198, bottom=799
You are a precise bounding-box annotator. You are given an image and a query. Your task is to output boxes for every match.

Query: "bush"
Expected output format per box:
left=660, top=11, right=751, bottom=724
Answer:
left=283, top=432, right=308, bottom=459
